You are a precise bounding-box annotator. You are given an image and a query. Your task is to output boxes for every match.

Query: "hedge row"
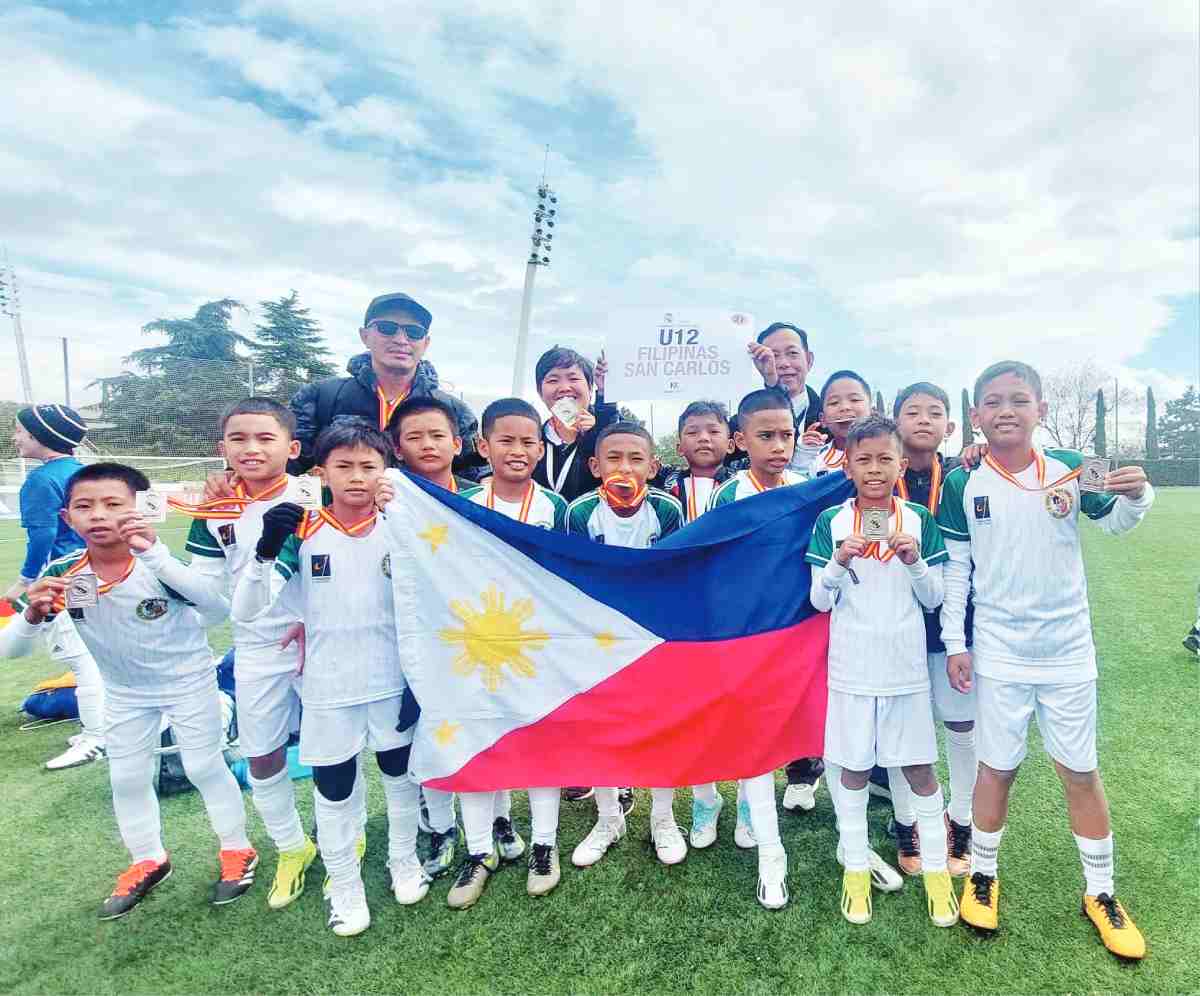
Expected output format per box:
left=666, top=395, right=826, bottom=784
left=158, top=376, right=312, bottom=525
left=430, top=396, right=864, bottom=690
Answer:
left=1113, top=459, right=1200, bottom=486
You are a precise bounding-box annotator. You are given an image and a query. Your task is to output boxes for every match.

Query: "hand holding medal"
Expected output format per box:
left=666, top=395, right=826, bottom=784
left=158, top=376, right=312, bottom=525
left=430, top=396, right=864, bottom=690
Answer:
left=835, top=535, right=869, bottom=567
left=1097, top=464, right=1147, bottom=500
left=117, top=509, right=158, bottom=554
left=887, top=532, right=921, bottom=565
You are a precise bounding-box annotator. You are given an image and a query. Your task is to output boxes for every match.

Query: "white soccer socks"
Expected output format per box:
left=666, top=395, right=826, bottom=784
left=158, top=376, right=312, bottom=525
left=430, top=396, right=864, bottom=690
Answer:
left=249, top=767, right=305, bottom=853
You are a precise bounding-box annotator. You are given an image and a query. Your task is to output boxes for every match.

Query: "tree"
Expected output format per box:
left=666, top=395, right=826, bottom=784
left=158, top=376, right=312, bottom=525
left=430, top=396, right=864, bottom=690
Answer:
left=874, top=390, right=885, bottom=415
left=654, top=433, right=680, bottom=470
left=129, top=299, right=250, bottom=373
left=1145, top=387, right=1158, bottom=459
left=960, top=389, right=974, bottom=448
left=251, top=291, right=335, bottom=401
left=617, top=405, right=644, bottom=426
left=1094, top=390, right=1107, bottom=456
left=1158, top=385, right=1199, bottom=459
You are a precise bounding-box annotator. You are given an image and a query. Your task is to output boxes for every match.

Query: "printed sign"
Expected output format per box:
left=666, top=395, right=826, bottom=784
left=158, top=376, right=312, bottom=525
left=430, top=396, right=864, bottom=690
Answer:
left=603, top=309, right=759, bottom=403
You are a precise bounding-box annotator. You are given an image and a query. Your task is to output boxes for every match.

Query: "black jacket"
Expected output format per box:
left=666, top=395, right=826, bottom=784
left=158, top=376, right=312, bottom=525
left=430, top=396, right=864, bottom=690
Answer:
left=728, top=383, right=823, bottom=470
left=289, top=354, right=480, bottom=474
left=661, top=465, right=733, bottom=522
left=531, top=396, right=618, bottom=504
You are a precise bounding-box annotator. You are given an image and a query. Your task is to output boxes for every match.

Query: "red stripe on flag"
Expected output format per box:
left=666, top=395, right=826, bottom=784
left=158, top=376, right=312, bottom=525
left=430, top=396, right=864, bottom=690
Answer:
left=425, top=614, right=829, bottom=791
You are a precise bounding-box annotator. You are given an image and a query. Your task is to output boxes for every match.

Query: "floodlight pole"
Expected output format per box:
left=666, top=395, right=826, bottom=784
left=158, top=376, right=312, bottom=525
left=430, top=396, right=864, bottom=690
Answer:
left=511, top=149, right=559, bottom=398
left=0, top=260, right=34, bottom=404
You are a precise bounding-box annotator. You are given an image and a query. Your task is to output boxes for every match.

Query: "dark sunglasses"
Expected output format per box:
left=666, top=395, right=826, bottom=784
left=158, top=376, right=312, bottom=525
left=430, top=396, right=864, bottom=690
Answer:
left=367, top=320, right=428, bottom=341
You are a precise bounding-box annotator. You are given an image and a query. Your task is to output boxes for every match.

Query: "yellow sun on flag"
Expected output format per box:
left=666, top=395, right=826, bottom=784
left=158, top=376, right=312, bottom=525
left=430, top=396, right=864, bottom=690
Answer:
left=439, top=585, right=548, bottom=692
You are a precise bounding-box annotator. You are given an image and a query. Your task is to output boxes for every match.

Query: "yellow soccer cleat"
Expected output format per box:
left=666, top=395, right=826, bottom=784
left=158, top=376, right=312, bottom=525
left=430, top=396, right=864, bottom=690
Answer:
left=268, top=837, right=318, bottom=910
left=960, top=872, right=999, bottom=931
left=1082, top=894, right=1146, bottom=960
left=841, top=869, right=872, bottom=925
left=923, top=869, right=960, bottom=927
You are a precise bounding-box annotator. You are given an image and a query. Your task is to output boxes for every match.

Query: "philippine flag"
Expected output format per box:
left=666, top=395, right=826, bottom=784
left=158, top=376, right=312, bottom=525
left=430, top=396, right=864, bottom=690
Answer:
left=384, top=470, right=853, bottom=790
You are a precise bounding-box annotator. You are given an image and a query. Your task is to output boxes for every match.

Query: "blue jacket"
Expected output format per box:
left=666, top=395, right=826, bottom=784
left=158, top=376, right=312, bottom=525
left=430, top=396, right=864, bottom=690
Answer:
left=18, top=457, right=84, bottom=580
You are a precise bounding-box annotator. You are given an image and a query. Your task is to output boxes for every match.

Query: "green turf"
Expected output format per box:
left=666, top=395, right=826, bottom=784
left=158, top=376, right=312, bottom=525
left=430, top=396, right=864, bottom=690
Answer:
left=0, top=496, right=1197, bottom=995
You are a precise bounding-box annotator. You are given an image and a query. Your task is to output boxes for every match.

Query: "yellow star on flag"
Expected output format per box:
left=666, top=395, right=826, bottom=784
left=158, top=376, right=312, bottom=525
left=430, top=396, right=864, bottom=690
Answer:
left=595, top=631, right=617, bottom=650
left=419, top=523, right=449, bottom=553
left=433, top=719, right=461, bottom=746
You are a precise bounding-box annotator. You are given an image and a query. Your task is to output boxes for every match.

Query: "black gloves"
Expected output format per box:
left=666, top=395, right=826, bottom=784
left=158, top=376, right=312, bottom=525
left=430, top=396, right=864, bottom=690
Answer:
left=256, top=502, right=305, bottom=560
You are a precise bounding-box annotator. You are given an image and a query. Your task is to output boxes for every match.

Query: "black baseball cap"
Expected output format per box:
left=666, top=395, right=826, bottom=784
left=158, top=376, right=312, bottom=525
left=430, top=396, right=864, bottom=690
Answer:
left=363, top=293, right=432, bottom=330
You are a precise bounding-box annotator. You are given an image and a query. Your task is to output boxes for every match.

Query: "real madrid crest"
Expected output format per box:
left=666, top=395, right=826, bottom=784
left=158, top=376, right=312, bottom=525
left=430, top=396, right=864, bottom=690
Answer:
left=136, top=597, right=169, bottom=621
left=1044, top=486, right=1073, bottom=519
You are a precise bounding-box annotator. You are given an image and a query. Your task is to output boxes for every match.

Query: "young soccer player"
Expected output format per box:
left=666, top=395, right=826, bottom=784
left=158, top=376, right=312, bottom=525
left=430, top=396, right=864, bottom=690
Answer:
left=663, top=401, right=734, bottom=523
left=5, top=404, right=107, bottom=771
left=531, top=346, right=617, bottom=504
left=385, top=395, right=465, bottom=875
left=449, top=398, right=569, bottom=905
left=809, top=371, right=873, bottom=479
left=884, top=383, right=976, bottom=878
left=233, top=422, right=428, bottom=937
left=0, top=463, right=255, bottom=919
left=169, top=399, right=324, bottom=910
left=939, top=361, right=1154, bottom=959
left=807, top=415, right=959, bottom=928
left=566, top=421, right=685, bottom=868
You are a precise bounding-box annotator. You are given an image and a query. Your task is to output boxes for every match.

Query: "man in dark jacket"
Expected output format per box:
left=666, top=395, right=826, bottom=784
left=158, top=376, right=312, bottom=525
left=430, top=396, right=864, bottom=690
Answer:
left=288, top=292, right=479, bottom=474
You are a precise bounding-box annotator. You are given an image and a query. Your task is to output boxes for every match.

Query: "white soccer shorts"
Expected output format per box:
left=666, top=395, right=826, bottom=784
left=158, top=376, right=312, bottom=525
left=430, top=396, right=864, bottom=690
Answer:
left=823, top=688, right=938, bottom=771
left=928, top=651, right=977, bottom=724
left=235, top=670, right=302, bottom=759
left=299, top=695, right=414, bottom=767
left=976, top=675, right=1098, bottom=773
left=104, top=677, right=226, bottom=760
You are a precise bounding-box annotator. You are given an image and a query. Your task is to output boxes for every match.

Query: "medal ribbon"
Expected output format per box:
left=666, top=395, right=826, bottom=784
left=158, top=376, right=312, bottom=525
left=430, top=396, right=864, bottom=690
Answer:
left=377, top=385, right=412, bottom=430
left=822, top=445, right=846, bottom=470
left=487, top=481, right=535, bottom=523
left=297, top=507, right=377, bottom=541
left=167, top=475, right=290, bottom=519
left=983, top=450, right=1080, bottom=492
left=852, top=497, right=899, bottom=562
left=599, top=473, right=648, bottom=511
left=747, top=469, right=788, bottom=493
left=53, top=553, right=135, bottom=612
left=895, top=457, right=942, bottom=513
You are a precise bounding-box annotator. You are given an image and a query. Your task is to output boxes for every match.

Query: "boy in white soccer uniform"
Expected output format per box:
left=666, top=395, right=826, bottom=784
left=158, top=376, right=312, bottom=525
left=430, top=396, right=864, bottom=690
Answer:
left=807, top=415, right=959, bottom=928
left=0, top=463, right=255, bottom=919
left=807, top=370, right=873, bottom=480
left=940, top=361, right=1154, bottom=960
left=704, top=389, right=811, bottom=908
left=446, top=398, right=569, bottom=907
left=566, top=421, right=685, bottom=869
left=883, top=382, right=976, bottom=878
left=174, top=399, right=319, bottom=909
left=234, top=422, right=427, bottom=937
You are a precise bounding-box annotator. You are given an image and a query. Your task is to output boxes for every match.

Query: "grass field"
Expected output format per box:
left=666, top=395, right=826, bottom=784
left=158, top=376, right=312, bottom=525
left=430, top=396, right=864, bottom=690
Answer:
left=0, top=493, right=1197, bottom=995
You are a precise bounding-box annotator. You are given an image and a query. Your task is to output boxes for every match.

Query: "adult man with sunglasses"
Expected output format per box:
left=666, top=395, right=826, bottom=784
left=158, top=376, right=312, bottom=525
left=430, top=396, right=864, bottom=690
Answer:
left=289, top=292, right=479, bottom=474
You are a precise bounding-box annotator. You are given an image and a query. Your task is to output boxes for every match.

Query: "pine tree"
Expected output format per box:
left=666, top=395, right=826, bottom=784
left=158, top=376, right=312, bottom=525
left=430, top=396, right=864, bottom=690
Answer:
left=1145, top=387, right=1158, bottom=459
left=251, top=291, right=335, bottom=401
left=960, top=388, right=974, bottom=447
left=1094, top=390, right=1107, bottom=456
left=1158, top=385, right=1199, bottom=459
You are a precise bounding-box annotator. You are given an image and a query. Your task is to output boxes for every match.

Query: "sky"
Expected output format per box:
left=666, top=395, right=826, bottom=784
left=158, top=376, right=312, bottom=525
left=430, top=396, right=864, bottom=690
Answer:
left=1, top=1, right=1197, bottom=445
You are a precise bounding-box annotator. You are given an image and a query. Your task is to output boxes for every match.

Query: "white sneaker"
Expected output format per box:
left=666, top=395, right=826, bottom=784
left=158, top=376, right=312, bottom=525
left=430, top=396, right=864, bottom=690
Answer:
left=45, top=736, right=105, bottom=771
left=67, top=731, right=84, bottom=747
left=837, top=844, right=904, bottom=893
left=388, top=856, right=430, bottom=906
left=650, top=815, right=687, bottom=865
left=327, top=883, right=371, bottom=937
left=689, top=793, right=724, bottom=849
left=571, top=817, right=626, bottom=868
left=782, top=778, right=820, bottom=811
left=757, top=846, right=789, bottom=910
left=734, top=799, right=756, bottom=849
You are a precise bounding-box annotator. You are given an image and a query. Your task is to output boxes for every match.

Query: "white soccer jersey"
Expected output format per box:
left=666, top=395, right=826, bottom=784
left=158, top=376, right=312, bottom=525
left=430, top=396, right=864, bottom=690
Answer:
left=461, top=481, right=568, bottom=530
left=184, top=475, right=303, bottom=676
left=565, top=488, right=682, bottom=548
left=708, top=468, right=806, bottom=510
left=806, top=498, right=948, bottom=695
left=937, top=448, right=1155, bottom=684
left=18, top=549, right=216, bottom=702
left=809, top=441, right=847, bottom=479
left=234, top=511, right=403, bottom=709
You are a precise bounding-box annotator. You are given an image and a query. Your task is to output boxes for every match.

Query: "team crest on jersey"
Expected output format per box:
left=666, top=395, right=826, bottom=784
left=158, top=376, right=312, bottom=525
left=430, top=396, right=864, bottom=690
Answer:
left=136, top=598, right=169, bottom=621
left=974, top=496, right=991, bottom=521
left=381, top=553, right=391, bottom=578
left=218, top=523, right=237, bottom=547
left=1044, top=487, right=1073, bottom=519
left=311, top=554, right=332, bottom=581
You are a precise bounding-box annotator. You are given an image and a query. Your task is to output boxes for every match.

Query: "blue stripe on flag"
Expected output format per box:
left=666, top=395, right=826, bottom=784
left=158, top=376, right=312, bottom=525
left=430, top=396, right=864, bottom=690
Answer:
left=403, top=471, right=853, bottom=641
